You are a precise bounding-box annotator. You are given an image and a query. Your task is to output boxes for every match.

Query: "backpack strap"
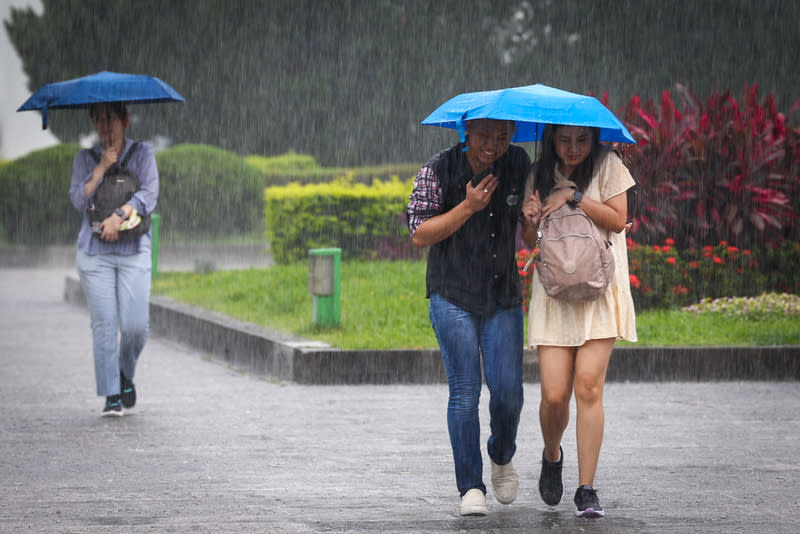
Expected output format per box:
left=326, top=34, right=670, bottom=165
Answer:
left=87, top=141, right=140, bottom=168
left=119, top=141, right=140, bottom=168
left=551, top=179, right=577, bottom=193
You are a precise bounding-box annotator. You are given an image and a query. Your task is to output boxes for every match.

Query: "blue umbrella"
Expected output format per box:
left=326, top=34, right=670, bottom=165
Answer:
left=421, top=83, right=636, bottom=144
left=17, top=71, right=185, bottom=129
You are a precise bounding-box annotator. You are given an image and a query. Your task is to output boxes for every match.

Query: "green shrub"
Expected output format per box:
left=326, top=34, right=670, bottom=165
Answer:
left=760, top=240, right=800, bottom=294
left=251, top=161, right=420, bottom=188
left=0, top=144, right=81, bottom=245
left=156, top=144, right=266, bottom=239
left=627, top=237, right=797, bottom=311
left=682, top=292, right=800, bottom=317
left=265, top=175, right=413, bottom=263
left=245, top=151, right=321, bottom=174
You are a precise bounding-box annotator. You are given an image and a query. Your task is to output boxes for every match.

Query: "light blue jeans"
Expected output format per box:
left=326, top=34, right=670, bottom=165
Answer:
left=429, top=293, right=524, bottom=496
left=76, top=247, right=151, bottom=397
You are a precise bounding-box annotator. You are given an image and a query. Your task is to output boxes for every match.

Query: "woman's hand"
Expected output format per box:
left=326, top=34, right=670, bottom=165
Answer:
left=522, top=190, right=542, bottom=227
left=98, top=212, right=124, bottom=242
left=85, top=147, right=119, bottom=197
left=100, top=146, right=119, bottom=170
left=540, top=187, right=574, bottom=220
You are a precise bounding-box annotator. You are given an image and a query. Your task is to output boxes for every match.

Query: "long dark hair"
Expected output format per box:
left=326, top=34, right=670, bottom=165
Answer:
left=533, top=124, right=605, bottom=199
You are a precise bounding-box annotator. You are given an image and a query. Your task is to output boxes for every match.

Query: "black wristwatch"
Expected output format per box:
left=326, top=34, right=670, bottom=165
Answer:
left=114, top=208, right=128, bottom=220
left=570, top=191, right=583, bottom=208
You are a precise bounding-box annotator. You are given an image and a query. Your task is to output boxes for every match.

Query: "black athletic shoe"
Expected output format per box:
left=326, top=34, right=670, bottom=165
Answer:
left=538, top=445, right=564, bottom=506
left=102, top=395, right=124, bottom=417
left=574, top=485, right=605, bottom=518
left=120, top=371, right=136, bottom=409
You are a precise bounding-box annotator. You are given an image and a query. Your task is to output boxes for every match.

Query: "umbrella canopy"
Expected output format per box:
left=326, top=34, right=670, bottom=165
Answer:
left=17, top=71, right=185, bottom=129
left=421, top=83, right=636, bottom=144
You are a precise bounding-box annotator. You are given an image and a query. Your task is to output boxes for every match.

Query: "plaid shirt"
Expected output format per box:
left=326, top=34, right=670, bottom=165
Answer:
left=407, top=166, right=442, bottom=236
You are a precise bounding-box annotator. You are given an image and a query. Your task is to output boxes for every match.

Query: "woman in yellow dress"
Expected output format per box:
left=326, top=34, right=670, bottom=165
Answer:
left=522, top=123, right=637, bottom=517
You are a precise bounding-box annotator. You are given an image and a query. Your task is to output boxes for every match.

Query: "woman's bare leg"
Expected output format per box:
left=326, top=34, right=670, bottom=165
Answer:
left=573, top=338, right=614, bottom=486
left=538, top=345, right=575, bottom=461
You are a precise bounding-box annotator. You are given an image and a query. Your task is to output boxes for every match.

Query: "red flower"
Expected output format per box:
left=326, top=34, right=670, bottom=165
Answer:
left=713, top=256, right=724, bottom=264
left=689, top=261, right=699, bottom=269
left=666, top=257, right=677, bottom=265
left=630, top=274, right=641, bottom=289
left=664, top=237, right=675, bottom=246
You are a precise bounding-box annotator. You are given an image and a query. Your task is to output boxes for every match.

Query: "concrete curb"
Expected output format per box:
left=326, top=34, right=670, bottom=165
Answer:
left=64, top=275, right=800, bottom=384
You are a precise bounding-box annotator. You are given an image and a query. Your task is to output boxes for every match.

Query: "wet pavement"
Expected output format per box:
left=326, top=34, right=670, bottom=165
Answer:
left=1, top=266, right=799, bottom=533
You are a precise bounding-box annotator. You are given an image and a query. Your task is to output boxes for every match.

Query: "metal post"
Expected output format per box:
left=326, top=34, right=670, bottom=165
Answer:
left=309, top=248, right=341, bottom=327
left=151, top=213, right=160, bottom=279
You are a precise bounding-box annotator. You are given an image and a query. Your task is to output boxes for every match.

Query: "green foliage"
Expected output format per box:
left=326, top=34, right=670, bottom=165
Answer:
left=155, top=144, right=266, bottom=239
left=248, top=160, right=421, bottom=189
left=760, top=241, right=800, bottom=294
left=626, top=238, right=800, bottom=311
left=621, top=84, right=800, bottom=249
left=264, top=176, right=414, bottom=263
left=0, top=144, right=81, bottom=245
left=245, top=151, right=321, bottom=174
left=682, top=293, right=800, bottom=318
left=8, top=1, right=799, bottom=166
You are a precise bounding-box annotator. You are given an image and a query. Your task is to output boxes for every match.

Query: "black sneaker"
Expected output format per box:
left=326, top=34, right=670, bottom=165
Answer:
left=102, top=395, right=124, bottom=417
left=120, top=371, right=136, bottom=409
left=539, top=445, right=564, bottom=506
left=574, top=485, right=605, bottom=518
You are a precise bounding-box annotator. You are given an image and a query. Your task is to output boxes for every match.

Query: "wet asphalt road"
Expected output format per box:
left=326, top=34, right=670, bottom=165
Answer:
left=1, top=267, right=799, bottom=533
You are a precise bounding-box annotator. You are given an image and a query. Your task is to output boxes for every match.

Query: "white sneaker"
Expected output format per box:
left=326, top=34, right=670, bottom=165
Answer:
left=491, top=459, right=519, bottom=504
left=460, top=488, right=488, bottom=516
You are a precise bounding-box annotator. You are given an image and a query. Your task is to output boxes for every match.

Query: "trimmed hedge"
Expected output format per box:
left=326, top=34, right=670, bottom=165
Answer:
left=247, top=153, right=420, bottom=188
left=0, top=144, right=81, bottom=245
left=156, top=144, right=266, bottom=239
left=265, top=176, right=414, bottom=264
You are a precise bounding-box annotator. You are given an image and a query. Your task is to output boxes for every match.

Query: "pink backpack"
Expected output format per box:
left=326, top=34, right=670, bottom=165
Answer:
left=535, top=202, right=615, bottom=301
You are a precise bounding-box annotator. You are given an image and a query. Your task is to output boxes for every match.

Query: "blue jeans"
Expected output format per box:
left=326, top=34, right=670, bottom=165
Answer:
left=76, top=247, right=151, bottom=397
left=429, top=293, right=524, bottom=496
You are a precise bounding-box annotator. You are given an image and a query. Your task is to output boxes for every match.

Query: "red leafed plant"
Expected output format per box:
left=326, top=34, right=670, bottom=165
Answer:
left=618, top=84, right=800, bottom=249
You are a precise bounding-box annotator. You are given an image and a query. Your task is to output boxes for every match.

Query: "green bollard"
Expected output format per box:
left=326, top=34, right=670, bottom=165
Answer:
left=309, top=248, right=341, bottom=327
left=151, top=213, right=160, bottom=279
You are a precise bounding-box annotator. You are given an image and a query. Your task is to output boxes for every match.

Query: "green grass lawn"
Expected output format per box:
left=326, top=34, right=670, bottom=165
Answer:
left=152, top=260, right=800, bottom=350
